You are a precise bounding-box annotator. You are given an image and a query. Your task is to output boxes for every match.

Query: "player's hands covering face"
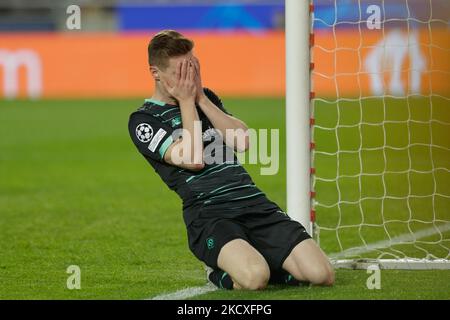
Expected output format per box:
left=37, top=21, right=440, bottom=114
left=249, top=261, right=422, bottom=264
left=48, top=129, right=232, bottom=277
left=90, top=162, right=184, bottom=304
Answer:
left=161, top=59, right=197, bottom=104
left=192, top=56, right=205, bottom=103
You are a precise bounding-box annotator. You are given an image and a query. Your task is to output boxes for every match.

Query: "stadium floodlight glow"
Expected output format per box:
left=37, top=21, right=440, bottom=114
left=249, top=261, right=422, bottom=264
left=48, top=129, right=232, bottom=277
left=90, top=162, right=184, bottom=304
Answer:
left=286, top=0, right=450, bottom=270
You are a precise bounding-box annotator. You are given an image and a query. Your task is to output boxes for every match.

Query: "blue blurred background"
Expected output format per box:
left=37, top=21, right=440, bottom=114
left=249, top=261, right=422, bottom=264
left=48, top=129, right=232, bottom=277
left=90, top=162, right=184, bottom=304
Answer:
left=1, top=0, right=448, bottom=32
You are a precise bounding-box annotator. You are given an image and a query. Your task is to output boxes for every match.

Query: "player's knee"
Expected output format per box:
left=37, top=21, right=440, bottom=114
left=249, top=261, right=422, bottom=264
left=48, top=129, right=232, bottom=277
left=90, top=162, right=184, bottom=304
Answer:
left=309, top=263, right=335, bottom=286
left=323, top=267, right=335, bottom=286
left=239, top=264, right=270, bottom=290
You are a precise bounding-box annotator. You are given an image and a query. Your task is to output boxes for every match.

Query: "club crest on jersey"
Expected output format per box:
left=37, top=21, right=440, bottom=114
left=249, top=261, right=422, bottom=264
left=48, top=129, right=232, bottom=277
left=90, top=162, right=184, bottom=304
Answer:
left=135, top=123, right=154, bottom=143
left=202, top=128, right=218, bottom=141
left=171, top=116, right=182, bottom=127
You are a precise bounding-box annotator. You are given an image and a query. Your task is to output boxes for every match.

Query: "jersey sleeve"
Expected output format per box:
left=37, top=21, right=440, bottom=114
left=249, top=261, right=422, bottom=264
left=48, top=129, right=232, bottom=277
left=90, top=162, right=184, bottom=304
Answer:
left=128, top=112, right=175, bottom=162
left=203, top=87, right=233, bottom=116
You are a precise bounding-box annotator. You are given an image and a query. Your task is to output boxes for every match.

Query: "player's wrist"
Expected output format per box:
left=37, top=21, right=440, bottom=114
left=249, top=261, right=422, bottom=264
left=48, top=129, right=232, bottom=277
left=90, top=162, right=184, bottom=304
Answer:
left=178, top=97, right=196, bottom=106
left=196, top=93, right=209, bottom=105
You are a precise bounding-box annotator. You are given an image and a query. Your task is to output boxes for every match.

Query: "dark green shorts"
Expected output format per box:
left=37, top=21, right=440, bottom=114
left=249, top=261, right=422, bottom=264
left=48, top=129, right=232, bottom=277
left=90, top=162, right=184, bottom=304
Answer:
left=185, top=197, right=311, bottom=270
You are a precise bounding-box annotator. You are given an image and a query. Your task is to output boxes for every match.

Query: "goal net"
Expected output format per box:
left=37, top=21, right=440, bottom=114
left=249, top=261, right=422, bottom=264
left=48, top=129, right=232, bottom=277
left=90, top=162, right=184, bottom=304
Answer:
left=310, top=0, right=450, bottom=269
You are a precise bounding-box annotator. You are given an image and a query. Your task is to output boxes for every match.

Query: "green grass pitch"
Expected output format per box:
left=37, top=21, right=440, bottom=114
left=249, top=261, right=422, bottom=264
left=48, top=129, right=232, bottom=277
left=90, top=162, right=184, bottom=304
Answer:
left=0, top=97, right=449, bottom=299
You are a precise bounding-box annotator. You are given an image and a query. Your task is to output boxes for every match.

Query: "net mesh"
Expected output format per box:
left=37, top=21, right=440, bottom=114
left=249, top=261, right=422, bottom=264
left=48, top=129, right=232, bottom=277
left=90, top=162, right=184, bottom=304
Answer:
left=311, top=0, right=450, bottom=262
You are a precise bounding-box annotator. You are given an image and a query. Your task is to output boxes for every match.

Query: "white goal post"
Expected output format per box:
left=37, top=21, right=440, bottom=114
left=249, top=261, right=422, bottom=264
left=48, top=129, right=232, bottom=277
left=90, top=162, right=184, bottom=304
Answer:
left=285, top=0, right=450, bottom=269
left=286, top=0, right=313, bottom=235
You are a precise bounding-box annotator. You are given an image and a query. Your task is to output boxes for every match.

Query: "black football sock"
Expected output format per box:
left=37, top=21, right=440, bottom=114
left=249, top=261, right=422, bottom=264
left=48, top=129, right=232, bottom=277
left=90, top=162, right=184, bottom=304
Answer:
left=284, top=273, right=301, bottom=286
left=270, top=269, right=309, bottom=286
left=208, top=269, right=234, bottom=290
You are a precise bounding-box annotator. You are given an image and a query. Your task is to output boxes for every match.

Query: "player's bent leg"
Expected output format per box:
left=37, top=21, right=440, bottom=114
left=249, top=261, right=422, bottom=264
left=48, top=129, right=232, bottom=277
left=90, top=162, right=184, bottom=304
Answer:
left=282, top=239, right=334, bottom=286
left=217, top=239, right=270, bottom=290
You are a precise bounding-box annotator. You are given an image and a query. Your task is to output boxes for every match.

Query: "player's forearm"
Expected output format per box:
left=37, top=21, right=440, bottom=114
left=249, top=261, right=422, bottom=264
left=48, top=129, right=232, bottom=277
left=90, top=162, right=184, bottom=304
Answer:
left=197, top=95, right=249, bottom=152
left=179, top=99, right=204, bottom=166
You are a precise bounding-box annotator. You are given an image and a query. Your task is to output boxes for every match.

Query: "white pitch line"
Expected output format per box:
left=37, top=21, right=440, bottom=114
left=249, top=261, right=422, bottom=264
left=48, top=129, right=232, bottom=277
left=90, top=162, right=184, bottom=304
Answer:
left=150, top=283, right=217, bottom=300
left=147, top=223, right=450, bottom=300
left=329, top=223, right=450, bottom=259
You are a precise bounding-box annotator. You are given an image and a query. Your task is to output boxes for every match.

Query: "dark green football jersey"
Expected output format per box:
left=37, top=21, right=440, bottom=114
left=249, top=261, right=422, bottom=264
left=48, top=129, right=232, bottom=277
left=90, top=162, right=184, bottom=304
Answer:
left=128, top=88, right=266, bottom=225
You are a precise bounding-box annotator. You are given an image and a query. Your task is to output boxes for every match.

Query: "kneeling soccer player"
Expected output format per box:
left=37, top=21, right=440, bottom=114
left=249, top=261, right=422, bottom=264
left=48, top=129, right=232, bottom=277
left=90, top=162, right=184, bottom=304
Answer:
left=128, top=30, right=334, bottom=290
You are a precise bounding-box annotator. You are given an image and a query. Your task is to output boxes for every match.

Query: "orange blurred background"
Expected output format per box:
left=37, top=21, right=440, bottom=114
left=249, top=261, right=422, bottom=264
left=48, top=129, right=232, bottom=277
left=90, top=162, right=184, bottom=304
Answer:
left=0, top=30, right=448, bottom=99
